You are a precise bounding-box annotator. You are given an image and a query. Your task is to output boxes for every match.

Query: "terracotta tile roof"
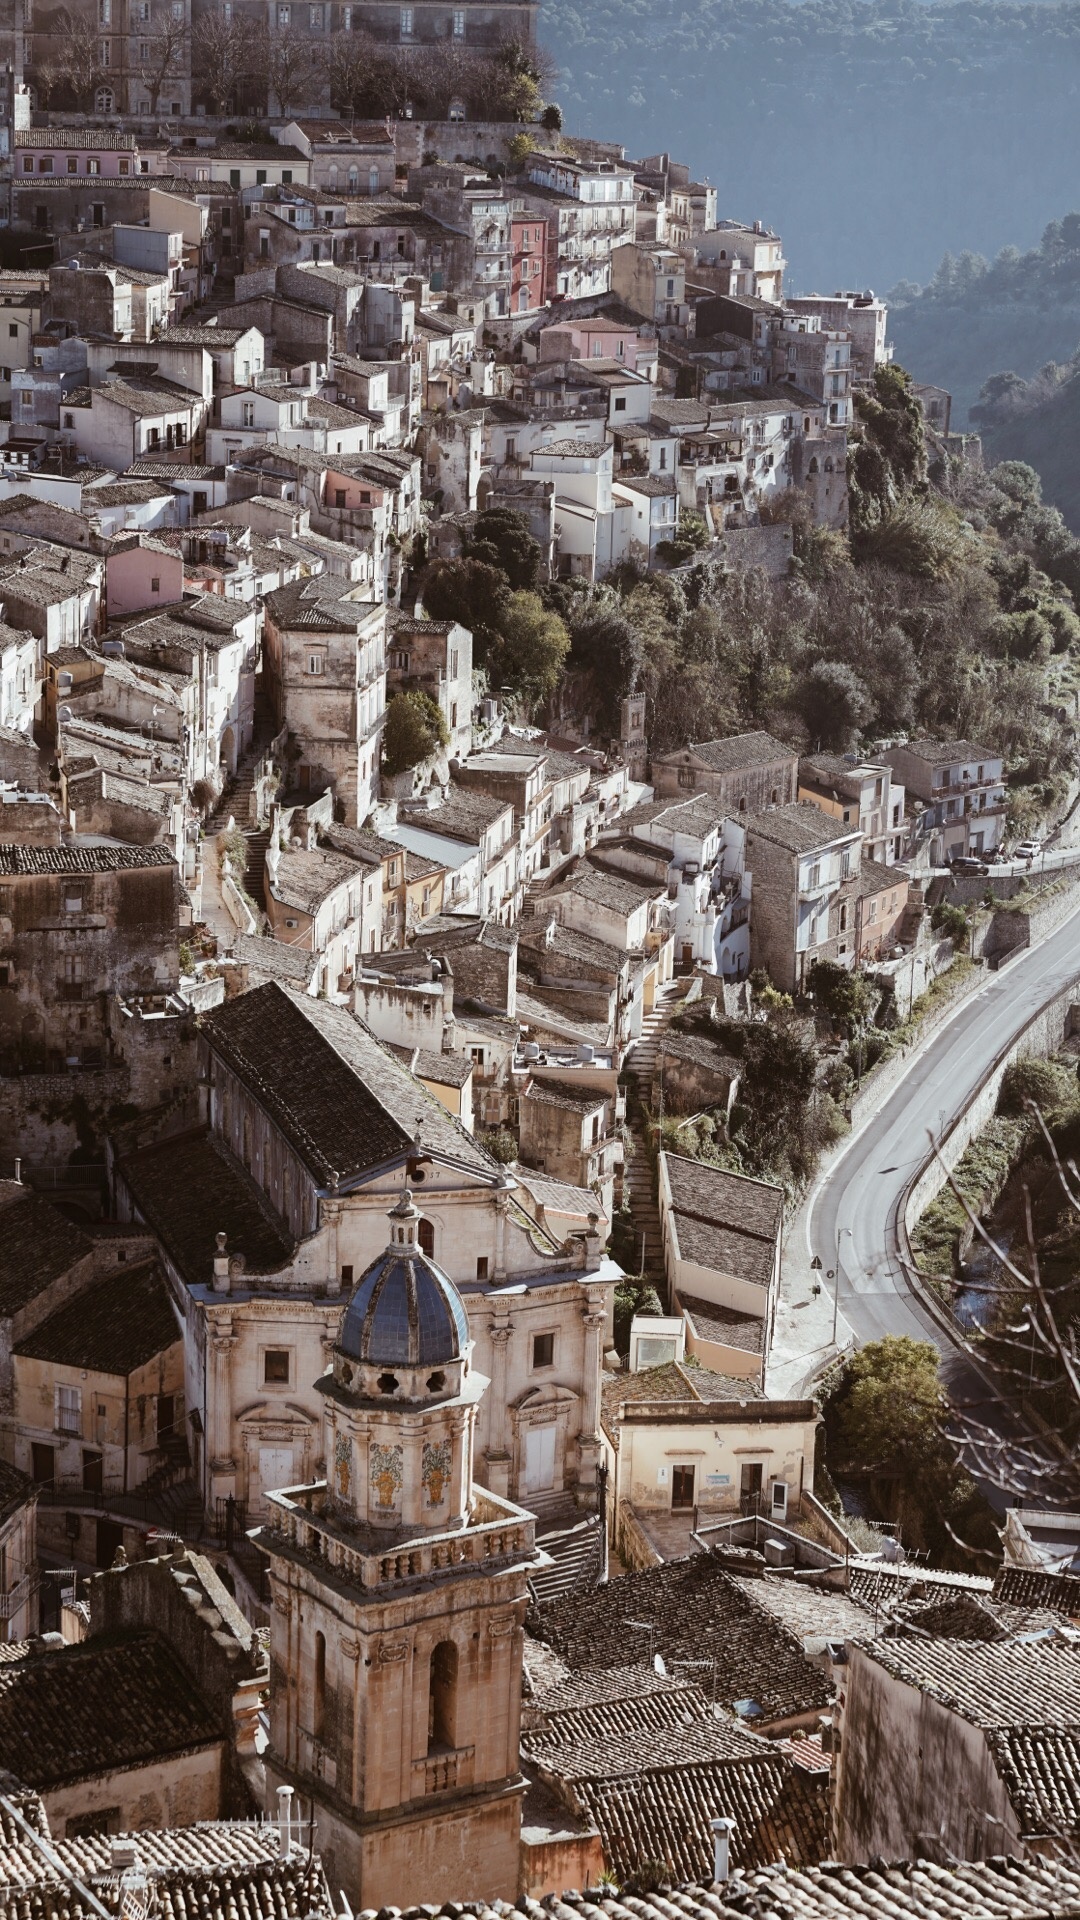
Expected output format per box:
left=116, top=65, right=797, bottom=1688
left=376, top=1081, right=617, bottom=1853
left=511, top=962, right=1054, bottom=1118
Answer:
left=201, top=982, right=495, bottom=1187
left=118, top=1128, right=295, bottom=1290
left=679, top=1295, right=766, bottom=1353
left=0, top=1188, right=92, bottom=1317
left=0, top=844, right=175, bottom=875
left=861, top=1636, right=1080, bottom=1727
left=0, top=1633, right=219, bottom=1788
left=401, top=784, right=513, bottom=841
left=658, top=730, right=794, bottom=773
left=994, top=1565, right=1080, bottom=1615
left=523, top=1076, right=608, bottom=1113
left=987, top=1726, right=1080, bottom=1840
left=268, top=844, right=366, bottom=913
left=14, top=1260, right=180, bottom=1375
left=600, top=1361, right=764, bottom=1438
left=530, top=1550, right=832, bottom=1724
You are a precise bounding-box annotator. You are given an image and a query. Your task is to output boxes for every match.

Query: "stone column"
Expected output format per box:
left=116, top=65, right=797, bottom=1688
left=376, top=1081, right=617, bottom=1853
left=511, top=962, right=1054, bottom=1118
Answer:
left=340, top=1634, right=362, bottom=1809
left=482, top=1321, right=512, bottom=1499
left=576, top=1301, right=606, bottom=1508
left=208, top=1318, right=238, bottom=1507
left=322, top=1197, right=343, bottom=1294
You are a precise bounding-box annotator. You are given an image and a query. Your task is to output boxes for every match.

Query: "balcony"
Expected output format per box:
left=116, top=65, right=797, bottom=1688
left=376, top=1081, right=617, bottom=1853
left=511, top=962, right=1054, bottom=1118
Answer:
left=262, top=1483, right=536, bottom=1594
left=412, top=1745, right=475, bottom=1796
left=0, top=1573, right=34, bottom=1620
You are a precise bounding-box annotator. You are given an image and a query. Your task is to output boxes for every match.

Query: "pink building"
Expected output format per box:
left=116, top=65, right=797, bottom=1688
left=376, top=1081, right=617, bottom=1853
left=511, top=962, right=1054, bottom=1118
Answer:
left=105, top=535, right=184, bottom=619
left=13, top=130, right=169, bottom=182
left=538, top=315, right=646, bottom=371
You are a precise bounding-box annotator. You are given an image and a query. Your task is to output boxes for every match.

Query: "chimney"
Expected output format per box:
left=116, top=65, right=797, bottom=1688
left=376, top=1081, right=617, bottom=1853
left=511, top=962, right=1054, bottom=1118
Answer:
left=212, top=1230, right=230, bottom=1293
left=710, top=1817, right=736, bottom=1883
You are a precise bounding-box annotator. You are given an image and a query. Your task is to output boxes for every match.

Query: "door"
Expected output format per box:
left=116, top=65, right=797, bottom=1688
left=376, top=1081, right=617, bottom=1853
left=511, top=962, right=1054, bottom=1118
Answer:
left=31, top=1443, right=54, bottom=1485
left=740, top=1462, right=763, bottom=1513
left=156, top=1394, right=175, bottom=1442
left=82, top=1451, right=103, bottom=1494
left=523, top=1424, right=556, bottom=1494
left=95, top=1518, right=124, bottom=1568
left=672, top=1464, right=696, bottom=1510
left=258, top=1447, right=295, bottom=1499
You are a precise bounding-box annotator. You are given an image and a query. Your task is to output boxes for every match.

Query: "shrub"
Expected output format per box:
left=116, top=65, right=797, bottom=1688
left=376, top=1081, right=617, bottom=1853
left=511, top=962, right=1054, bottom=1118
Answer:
left=998, top=1056, right=1079, bottom=1118
left=382, top=689, right=449, bottom=777
left=479, top=1127, right=518, bottom=1164
left=930, top=900, right=969, bottom=943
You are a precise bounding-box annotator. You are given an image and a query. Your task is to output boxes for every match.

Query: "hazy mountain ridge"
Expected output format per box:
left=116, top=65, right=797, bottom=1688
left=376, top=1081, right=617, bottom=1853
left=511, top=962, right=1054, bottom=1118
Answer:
left=544, top=0, right=1080, bottom=288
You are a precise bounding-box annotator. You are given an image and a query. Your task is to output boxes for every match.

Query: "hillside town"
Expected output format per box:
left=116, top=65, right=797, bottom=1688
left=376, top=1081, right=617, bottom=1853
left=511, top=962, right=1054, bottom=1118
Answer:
left=0, top=11, right=1079, bottom=1920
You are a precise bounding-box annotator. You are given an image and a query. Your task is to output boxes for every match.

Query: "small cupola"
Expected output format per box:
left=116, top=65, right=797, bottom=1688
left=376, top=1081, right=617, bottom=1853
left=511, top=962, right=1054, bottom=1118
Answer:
left=330, top=1189, right=471, bottom=1406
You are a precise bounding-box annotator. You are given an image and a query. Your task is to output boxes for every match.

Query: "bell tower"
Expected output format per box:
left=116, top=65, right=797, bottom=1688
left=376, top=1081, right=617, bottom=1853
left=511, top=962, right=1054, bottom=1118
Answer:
left=257, top=1191, right=543, bottom=1909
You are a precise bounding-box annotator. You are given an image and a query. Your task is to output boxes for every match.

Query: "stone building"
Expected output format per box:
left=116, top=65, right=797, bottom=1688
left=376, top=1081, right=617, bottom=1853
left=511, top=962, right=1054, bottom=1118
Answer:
left=884, top=737, right=1006, bottom=865
left=117, top=981, right=616, bottom=1525
left=255, top=1190, right=543, bottom=1906
left=651, top=731, right=798, bottom=810
left=13, top=1258, right=184, bottom=1500
left=262, top=578, right=386, bottom=826
left=744, top=802, right=863, bottom=993
left=835, top=1637, right=1080, bottom=1863
left=385, top=613, right=473, bottom=762
left=0, top=1457, right=38, bottom=1642
left=798, top=752, right=907, bottom=866
left=656, top=1153, right=783, bottom=1382
left=0, top=842, right=180, bottom=1076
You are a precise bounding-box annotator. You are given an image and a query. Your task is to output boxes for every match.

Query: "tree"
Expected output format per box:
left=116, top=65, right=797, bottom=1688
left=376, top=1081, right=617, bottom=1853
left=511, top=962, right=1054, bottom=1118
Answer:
left=806, top=959, right=874, bottom=1030
left=192, top=3, right=248, bottom=113
left=492, top=590, right=569, bottom=711
left=139, top=1, right=190, bottom=112
left=540, top=101, right=563, bottom=130
left=382, top=689, right=449, bottom=777
left=53, top=4, right=107, bottom=108
left=421, top=557, right=510, bottom=661
left=465, top=507, right=541, bottom=589
left=259, top=23, right=321, bottom=115
left=320, top=27, right=377, bottom=122
left=829, top=1336, right=948, bottom=1474
left=800, top=658, right=872, bottom=750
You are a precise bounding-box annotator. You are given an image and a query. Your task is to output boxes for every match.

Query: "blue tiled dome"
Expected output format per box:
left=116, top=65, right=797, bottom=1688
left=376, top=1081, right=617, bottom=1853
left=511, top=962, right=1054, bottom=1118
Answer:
left=338, top=1194, right=469, bottom=1367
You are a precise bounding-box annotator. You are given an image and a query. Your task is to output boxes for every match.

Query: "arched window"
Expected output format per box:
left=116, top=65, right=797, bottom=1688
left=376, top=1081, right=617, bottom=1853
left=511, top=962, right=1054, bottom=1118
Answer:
left=314, top=1630, right=326, bottom=1738
left=807, top=457, right=819, bottom=476
left=418, top=1217, right=435, bottom=1258
left=368, top=165, right=379, bottom=194
left=328, top=163, right=338, bottom=188
left=95, top=86, right=114, bottom=111
left=348, top=166, right=358, bottom=189
left=428, top=1640, right=458, bottom=1751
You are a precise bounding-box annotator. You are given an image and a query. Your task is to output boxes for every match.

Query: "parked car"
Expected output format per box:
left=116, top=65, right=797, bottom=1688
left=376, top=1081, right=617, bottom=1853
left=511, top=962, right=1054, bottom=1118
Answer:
left=952, top=855, right=989, bottom=875
left=1014, top=839, right=1043, bottom=860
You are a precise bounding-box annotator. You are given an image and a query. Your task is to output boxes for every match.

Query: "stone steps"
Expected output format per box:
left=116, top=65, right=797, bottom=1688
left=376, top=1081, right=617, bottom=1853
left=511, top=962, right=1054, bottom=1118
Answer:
left=530, top=1514, right=605, bottom=1605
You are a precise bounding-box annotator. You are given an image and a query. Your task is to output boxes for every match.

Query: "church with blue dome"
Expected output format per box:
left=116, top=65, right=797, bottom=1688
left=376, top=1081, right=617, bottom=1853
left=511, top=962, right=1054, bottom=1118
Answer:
left=257, top=1188, right=544, bottom=1910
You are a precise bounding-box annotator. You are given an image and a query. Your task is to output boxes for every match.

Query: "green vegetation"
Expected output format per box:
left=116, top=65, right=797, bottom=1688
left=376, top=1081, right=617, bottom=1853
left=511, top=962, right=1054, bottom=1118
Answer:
left=912, top=1114, right=1030, bottom=1290
left=422, top=513, right=568, bottom=717
left=478, top=1127, right=518, bottom=1165
left=821, top=1336, right=998, bottom=1564
left=613, top=1277, right=664, bottom=1355
left=381, top=689, right=450, bottom=778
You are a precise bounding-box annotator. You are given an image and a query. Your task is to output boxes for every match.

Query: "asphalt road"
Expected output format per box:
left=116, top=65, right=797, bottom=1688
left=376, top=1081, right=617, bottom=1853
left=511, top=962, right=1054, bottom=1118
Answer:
left=807, top=900, right=1080, bottom=1499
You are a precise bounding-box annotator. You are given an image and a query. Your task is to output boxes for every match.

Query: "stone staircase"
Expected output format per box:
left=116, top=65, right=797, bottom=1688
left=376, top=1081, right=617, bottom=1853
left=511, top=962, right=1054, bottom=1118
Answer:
left=898, top=879, right=928, bottom=948
left=620, top=989, right=681, bottom=1296
left=529, top=1512, right=606, bottom=1606
left=204, top=689, right=280, bottom=924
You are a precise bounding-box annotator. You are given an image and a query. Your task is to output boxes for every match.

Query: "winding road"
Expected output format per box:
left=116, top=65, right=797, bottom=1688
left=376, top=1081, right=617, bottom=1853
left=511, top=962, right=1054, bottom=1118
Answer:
left=806, top=898, right=1080, bottom=1500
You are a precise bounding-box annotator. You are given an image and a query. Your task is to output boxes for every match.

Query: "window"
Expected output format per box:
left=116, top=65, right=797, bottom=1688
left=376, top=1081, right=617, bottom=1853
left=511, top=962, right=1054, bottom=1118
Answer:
left=87, top=156, right=100, bottom=175
left=418, top=1218, right=435, bottom=1257
left=63, top=891, right=83, bottom=914
left=532, top=1332, right=555, bottom=1370
left=476, top=1255, right=489, bottom=1279
left=56, top=1384, right=82, bottom=1437
left=264, top=1350, right=290, bottom=1384
left=341, top=2, right=351, bottom=21
left=400, top=4, right=412, bottom=29
left=334, top=487, right=347, bottom=507
left=428, top=1641, right=458, bottom=1751
left=150, top=575, right=160, bottom=594
left=341, top=1263, right=353, bottom=1286
left=98, top=0, right=109, bottom=19
left=37, top=154, right=52, bottom=172
left=242, top=400, right=255, bottom=426
left=229, top=168, right=241, bottom=188
left=63, top=412, right=74, bottom=429
left=19, top=389, right=31, bottom=411
left=277, top=1, right=289, bottom=19
left=309, top=3, right=323, bottom=22
left=83, top=1450, right=103, bottom=1494
left=98, top=38, right=110, bottom=63
left=281, top=168, right=292, bottom=183
left=614, top=396, right=626, bottom=412
left=157, top=1394, right=176, bottom=1440
left=452, top=5, right=464, bottom=31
